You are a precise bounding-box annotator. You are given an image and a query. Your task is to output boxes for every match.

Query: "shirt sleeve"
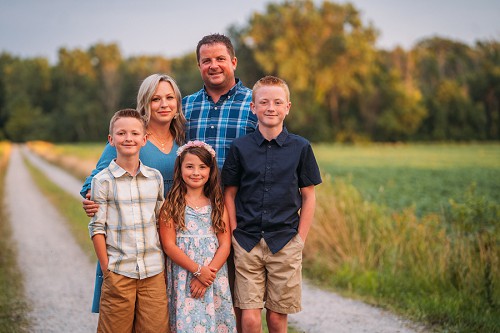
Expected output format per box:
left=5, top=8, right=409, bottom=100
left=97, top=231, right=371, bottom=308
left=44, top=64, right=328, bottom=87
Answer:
left=298, top=143, right=322, bottom=188
left=80, top=143, right=117, bottom=198
left=221, top=144, right=241, bottom=186
left=155, top=171, right=165, bottom=225
left=88, top=176, right=109, bottom=238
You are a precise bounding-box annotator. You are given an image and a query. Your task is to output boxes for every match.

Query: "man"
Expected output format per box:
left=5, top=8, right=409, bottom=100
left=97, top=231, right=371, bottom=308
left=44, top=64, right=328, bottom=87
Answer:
left=183, top=33, right=258, bottom=332
left=183, top=33, right=258, bottom=169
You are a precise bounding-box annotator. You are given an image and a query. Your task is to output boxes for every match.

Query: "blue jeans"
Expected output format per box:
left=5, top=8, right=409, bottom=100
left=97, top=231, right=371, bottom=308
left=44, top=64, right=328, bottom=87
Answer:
left=91, top=262, right=103, bottom=313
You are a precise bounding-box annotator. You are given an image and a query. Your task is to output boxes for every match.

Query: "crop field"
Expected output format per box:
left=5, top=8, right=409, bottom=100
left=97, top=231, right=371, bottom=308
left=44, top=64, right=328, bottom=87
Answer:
left=313, top=143, right=500, bottom=216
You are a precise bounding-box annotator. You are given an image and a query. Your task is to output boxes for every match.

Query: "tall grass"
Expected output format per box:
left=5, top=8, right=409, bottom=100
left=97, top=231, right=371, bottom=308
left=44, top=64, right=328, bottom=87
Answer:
left=0, top=143, right=30, bottom=332
left=27, top=141, right=100, bottom=181
left=304, top=175, right=499, bottom=332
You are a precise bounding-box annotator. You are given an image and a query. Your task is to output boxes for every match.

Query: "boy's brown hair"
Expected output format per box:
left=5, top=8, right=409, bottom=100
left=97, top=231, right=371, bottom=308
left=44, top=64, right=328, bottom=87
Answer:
left=108, top=108, right=147, bottom=134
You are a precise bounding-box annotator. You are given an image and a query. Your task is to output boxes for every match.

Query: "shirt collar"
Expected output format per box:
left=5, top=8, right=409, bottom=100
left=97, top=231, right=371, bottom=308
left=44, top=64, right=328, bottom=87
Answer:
left=202, top=78, right=242, bottom=101
left=253, top=126, right=289, bottom=147
left=109, top=159, right=151, bottom=178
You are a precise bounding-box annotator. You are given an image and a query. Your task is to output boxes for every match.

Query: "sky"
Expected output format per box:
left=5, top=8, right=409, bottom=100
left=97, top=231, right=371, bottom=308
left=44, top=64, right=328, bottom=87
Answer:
left=1, top=0, right=499, bottom=64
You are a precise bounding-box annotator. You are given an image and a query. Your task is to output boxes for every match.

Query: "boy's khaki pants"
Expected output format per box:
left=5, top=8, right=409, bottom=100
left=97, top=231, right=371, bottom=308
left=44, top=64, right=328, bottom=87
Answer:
left=98, top=270, right=169, bottom=333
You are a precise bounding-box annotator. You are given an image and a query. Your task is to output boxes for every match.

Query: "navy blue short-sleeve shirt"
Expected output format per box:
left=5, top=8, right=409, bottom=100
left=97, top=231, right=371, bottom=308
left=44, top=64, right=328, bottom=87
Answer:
left=221, top=127, right=322, bottom=254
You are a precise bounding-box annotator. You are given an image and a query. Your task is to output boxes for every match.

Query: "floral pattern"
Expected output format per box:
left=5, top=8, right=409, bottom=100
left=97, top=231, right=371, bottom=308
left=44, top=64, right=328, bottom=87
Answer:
left=167, top=205, right=236, bottom=333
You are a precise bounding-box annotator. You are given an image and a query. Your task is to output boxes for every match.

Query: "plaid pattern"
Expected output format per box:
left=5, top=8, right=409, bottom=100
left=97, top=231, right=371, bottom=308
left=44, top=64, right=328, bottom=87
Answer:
left=89, top=160, right=165, bottom=279
left=183, top=79, right=257, bottom=169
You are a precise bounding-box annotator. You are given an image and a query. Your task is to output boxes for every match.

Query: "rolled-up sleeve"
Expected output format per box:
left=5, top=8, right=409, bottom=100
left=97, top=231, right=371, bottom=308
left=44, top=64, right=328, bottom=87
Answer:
left=88, top=177, right=108, bottom=238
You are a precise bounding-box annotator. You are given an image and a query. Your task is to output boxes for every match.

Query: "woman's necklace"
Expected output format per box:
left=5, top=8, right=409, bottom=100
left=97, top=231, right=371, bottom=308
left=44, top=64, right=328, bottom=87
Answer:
left=147, top=131, right=172, bottom=152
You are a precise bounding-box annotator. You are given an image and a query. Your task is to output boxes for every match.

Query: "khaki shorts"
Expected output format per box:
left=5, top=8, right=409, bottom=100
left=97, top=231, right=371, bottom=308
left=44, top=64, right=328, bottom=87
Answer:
left=98, top=270, right=169, bottom=333
left=232, top=234, right=304, bottom=314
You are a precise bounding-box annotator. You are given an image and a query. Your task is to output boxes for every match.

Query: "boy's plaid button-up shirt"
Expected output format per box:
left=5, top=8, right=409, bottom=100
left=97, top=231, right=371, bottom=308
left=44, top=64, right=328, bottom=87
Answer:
left=89, top=159, right=165, bottom=279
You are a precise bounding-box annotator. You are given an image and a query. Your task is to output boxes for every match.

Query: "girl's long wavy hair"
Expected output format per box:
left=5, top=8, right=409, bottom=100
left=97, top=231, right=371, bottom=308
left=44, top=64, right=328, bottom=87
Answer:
left=159, top=146, right=226, bottom=233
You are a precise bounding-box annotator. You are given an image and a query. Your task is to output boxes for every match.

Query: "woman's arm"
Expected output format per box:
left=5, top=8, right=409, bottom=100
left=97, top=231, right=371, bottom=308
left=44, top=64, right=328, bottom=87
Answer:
left=159, top=219, right=216, bottom=286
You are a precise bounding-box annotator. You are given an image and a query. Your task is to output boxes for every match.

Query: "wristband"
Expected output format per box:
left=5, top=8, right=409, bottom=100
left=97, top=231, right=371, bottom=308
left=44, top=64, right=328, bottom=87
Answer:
left=193, top=264, right=202, bottom=277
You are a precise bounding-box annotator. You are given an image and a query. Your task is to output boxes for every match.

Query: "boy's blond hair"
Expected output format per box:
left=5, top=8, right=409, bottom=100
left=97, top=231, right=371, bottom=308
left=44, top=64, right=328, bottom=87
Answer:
left=251, top=75, right=290, bottom=102
left=108, top=108, right=147, bottom=134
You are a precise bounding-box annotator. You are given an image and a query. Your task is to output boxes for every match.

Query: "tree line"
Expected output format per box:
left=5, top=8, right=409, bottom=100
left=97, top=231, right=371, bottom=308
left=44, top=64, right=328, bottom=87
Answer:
left=1, top=0, right=499, bottom=143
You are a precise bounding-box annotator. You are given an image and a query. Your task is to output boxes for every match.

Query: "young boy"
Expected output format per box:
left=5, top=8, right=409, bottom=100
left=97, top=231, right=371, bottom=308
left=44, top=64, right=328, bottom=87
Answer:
left=88, top=109, right=168, bottom=333
left=222, top=76, right=322, bottom=333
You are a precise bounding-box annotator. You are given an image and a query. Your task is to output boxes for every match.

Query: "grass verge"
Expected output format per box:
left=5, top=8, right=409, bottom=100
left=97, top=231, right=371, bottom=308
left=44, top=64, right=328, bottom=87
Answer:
left=23, top=156, right=95, bottom=261
left=304, top=175, right=499, bottom=333
left=0, top=143, right=30, bottom=332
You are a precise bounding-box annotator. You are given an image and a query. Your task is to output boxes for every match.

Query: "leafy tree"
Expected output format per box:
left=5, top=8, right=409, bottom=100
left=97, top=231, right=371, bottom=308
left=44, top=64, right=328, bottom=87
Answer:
left=243, top=0, right=378, bottom=141
left=120, top=55, right=172, bottom=108
left=170, top=53, right=202, bottom=97
left=89, top=43, right=123, bottom=129
left=227, top=25, right=266, bottom=89
left=468, top=41, right=500, bottom=140
left=50, top=47, right=101, bottom=141
left=0, top=56, right=51, bottom=141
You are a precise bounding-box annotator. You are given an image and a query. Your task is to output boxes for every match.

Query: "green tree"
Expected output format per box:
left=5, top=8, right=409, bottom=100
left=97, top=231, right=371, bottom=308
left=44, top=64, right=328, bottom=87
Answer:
left=171, top=53, right=202, bottom=97
left=243, top=0, right=378, bottom=141
left=468, top=41, right=500, bottom=140
left=0, top=56, right=51, bottom=141
left=89, top=43, right=123, bottom=129
left=227, top=25, right=267, bottom=89
left=50, top=47, right=101, bottom=141
left=120, top=55, right=172, bottom=107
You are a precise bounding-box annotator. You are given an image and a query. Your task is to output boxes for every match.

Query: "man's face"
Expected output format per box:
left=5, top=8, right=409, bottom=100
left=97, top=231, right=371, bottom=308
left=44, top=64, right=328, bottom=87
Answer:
left=198, top=42, right=237, bottom=91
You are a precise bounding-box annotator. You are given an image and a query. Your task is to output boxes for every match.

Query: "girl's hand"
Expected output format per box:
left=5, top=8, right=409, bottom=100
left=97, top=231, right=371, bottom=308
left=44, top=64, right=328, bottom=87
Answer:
left=83, top=192, right=99, bottom=217
left=196, top=265, right=217, bottom=286
left=190, top=278, right=208, bottom=299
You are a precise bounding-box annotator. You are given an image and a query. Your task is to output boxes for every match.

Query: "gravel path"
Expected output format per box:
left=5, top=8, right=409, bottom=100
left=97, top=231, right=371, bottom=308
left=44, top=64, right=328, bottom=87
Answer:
left=5, top=145, right=97, bottom=332
left=6, top=144, right=427, bottom=333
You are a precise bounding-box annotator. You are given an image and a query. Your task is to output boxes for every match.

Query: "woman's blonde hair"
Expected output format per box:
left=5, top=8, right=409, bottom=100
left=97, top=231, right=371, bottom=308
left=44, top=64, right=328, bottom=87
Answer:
left=136, top=74, right=186, bottom=146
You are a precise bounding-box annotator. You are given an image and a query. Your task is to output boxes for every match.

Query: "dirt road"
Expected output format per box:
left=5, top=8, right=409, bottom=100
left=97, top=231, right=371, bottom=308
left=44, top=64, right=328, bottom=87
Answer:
left=5, top=145, right=97, bottom=332
left=5, top=144, right=425, bottom=332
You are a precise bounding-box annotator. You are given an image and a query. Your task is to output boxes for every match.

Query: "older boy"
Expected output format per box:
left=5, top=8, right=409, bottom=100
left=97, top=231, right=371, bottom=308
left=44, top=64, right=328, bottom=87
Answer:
left=89, top=109, right=168, bottom=333
left=222, top=76, right=322, bottom=333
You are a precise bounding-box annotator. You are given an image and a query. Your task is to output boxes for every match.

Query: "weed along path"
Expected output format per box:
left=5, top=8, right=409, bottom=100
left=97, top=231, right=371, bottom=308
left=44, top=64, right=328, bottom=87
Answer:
left=12, top=144, right=426, bottom=333
left=5, top=145, right=98, bottom=332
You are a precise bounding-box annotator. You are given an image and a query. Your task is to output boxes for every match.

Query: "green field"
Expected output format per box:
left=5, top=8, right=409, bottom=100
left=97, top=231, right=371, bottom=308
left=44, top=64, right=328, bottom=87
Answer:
left=314, top=143, right=500, bottom=216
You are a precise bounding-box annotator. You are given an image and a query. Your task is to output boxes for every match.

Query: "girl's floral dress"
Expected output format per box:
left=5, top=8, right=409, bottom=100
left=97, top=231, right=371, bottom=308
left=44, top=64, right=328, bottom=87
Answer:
left=167, top=205, right=236, bottom=333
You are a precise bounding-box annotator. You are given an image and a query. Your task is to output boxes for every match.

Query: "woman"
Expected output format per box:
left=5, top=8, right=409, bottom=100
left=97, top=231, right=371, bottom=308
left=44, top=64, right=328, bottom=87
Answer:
left=81, top=73, right=186, bottom=313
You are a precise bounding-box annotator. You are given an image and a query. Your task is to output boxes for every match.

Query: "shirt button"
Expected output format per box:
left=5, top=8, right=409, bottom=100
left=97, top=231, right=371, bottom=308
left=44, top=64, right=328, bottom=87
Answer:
left=214, top=107, right=218, bottom=110
left=210, top=126, right=215, bottom=129
left=265, top=188, right=269, bottom=192
left=268, top=145, right=271, bottom=149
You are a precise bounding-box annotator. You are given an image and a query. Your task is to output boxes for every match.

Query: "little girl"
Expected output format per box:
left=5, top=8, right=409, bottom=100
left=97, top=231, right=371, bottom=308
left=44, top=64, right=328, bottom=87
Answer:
left=159, top=140, right=236, bottom=333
